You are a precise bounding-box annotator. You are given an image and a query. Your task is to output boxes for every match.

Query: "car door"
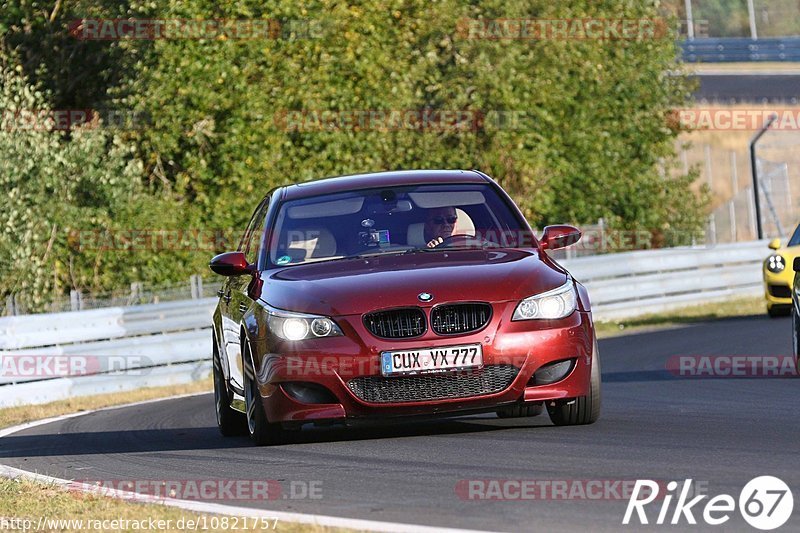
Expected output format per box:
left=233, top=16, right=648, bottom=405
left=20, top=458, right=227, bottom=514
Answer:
left=221, top=197, right=270, bottom=392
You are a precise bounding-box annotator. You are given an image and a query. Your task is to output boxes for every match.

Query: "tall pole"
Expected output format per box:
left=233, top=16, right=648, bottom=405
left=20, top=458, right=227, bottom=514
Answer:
left=684, top=0, right=695, bottom=40
left=746, top=0, right=758, bottom=39
left=750, top=114, right=777, bottom=239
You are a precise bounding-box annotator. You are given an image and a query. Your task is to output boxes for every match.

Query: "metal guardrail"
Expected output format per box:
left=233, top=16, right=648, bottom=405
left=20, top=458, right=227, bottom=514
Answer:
left=0, top=298, right=215, bottom=351
left=681, top=37, right=800, bottom=62
left=0, top=241, right=771, bottom=407
left=562, top=240, right=767, bottom=319
left=0, top=299, right=215, bottom=406
left=2, top=275, right=216, bottom=316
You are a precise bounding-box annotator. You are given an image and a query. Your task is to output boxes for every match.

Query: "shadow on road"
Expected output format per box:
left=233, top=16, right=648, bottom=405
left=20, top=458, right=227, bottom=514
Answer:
left=0, top=413, right=562, bottom=458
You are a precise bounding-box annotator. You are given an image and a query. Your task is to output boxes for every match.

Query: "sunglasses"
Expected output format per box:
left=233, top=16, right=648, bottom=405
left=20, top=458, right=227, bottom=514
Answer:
left=432, top=216, right=458, bottom=225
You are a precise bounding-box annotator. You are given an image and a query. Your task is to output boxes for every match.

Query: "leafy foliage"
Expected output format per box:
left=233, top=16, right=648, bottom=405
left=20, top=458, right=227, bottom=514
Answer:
left=125, top=0, right=706, bottom=234
left=0, top=0, right=708, bottom=310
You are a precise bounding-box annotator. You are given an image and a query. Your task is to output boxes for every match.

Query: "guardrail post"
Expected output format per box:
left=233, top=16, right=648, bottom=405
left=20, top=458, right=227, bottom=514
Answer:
left=70, top=289, right=83, bottom=311
left=746, top=0, right=758, bottom=39
left=704, top=144, right=713, bottom=191
left=5, top=294, right=17, bottom=316
left=729, top=151, right=739, bottom=242
left=684, top=0, right=695, bottom=40
left=707, top=214, right=717, bottom=245
left=130, top=282, right=143, bottom=304
left=750, top=113, right=778, bottom=239
left=727, top=200, right=736, bottom=242
left=190, top=275, right=203, bottom=299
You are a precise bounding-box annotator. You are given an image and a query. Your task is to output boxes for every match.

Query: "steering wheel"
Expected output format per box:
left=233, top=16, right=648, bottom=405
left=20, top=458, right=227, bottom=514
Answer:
left=436, top=234, right=497, bottom=249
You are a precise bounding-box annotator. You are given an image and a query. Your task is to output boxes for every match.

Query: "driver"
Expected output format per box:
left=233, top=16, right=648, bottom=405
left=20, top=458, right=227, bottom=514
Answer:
left=424, top=207, right=458, bottom=248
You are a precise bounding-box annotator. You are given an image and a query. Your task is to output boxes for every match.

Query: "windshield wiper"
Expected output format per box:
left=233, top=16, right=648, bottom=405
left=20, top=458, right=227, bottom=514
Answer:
left=328, top=248, right=421, bottom=262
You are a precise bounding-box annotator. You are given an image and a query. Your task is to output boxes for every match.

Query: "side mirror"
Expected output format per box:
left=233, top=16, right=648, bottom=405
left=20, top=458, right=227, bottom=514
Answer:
left=540, top=225, right=581, bottom=250
left=768, top=238, right=782, bottom=250
left=794, top=257, right=800, bottom=272
left=209, top=251, right=253, bottom=276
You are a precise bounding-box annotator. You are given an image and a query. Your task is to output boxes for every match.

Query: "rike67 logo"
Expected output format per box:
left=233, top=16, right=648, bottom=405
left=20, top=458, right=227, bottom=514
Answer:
left=623, top=477, right=793, bottom=530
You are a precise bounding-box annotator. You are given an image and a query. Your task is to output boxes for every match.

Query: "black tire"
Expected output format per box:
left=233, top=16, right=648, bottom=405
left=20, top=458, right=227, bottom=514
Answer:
left=547, top=340, right=601, bottom=426
left=243, top=339, right=285, bottom=446
left=768, top=305, right=791, bottom=318
left=213, top=336, right=247, bottom=436
left=497, top=403, right=543, bottom=418
left=793, top=307, right=800, bottom=373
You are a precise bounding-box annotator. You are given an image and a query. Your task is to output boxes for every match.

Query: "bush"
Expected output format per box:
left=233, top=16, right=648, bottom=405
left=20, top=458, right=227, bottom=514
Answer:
left=1, top=0, right=709, bottom=310
left=125, top=0, right=707, bottom=235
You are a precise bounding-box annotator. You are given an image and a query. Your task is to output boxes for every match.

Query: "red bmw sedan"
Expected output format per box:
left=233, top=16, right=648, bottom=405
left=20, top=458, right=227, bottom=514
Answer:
left=210, top=170, right=600, bottom=445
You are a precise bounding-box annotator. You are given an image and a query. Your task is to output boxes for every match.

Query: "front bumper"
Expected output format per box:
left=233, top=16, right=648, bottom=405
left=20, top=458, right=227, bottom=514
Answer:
left=249, top=303, right=595, bottom=424
left=764, top=267, right=793, bottom=307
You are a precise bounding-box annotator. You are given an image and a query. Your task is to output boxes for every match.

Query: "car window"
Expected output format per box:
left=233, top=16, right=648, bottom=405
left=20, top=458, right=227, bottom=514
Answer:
left=789, top=224, right=800, bottom=247
left=239, top=197, right=270, bottom=265
left=267, top=183, right=526, bottom=268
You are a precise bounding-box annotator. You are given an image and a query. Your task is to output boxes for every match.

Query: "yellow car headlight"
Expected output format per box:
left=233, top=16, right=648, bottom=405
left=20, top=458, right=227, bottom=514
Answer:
left=766, top=254, right=786, bottom=274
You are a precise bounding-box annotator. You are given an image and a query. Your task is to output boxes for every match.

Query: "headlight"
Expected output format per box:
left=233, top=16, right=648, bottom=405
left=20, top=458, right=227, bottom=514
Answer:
left=265, top=305, right=343, bottom=341
left=766, top=254, right=785, bottom=274
left=513, top=281, right=577, bottom=320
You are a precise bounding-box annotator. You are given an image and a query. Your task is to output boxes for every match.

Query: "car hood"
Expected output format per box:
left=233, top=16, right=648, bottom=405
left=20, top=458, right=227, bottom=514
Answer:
left=774, top=245, right=800, bottom=257
left=258, top=249, right=568, bottom=316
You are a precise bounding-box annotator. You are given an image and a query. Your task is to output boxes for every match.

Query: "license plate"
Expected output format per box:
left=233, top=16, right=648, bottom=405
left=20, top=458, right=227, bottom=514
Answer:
left=380, top=344, right=483, bottom=377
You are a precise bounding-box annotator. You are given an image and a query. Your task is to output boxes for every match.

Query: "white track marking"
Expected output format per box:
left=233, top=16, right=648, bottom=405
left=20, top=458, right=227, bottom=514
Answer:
left=0, top=393, right=493, bottom=533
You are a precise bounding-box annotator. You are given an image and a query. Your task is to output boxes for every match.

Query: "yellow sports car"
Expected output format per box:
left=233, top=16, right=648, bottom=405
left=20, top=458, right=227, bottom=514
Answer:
left=763, top=232, right=800, bottom=317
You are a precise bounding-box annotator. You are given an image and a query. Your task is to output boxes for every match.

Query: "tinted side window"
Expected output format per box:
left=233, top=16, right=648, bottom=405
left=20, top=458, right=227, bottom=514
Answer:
left=239, top=197, right=270, bottom=265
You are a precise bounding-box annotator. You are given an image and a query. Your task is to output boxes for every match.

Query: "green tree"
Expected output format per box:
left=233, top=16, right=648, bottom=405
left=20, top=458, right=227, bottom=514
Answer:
left=125, top=0, right=706, bottom=238
left=0, top=58, right=203, bottom=311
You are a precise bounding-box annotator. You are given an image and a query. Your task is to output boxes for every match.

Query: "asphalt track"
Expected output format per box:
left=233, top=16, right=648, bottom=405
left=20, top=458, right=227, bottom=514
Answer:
left=1, top=314, right=799, bottom=532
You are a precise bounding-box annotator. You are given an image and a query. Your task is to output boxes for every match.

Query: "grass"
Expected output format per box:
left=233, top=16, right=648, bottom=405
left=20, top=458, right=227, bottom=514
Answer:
left=687, top=62, right=800, bottom=73
left=0, top=478, right=341, bottom=532
left=0, top=378, right=213, bottom=430
left=594, top=295, right=765, bottom=338
left=0, top=380, right=356, bottom=533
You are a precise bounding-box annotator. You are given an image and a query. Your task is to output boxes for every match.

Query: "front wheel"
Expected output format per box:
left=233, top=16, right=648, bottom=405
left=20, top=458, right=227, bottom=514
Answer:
left=547, top=339, right=601, bottom=426
left=768, top=304, right=791, bottom=318
left=793, top=306, right=800, bottom=373
left=243, top=340, right=285, bottom=446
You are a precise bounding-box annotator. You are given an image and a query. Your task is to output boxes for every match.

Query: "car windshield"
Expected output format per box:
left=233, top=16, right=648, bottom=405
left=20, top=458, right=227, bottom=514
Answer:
left=266, top=183, right=529, bottom=267
left=789, top=224, right=800, bottom=247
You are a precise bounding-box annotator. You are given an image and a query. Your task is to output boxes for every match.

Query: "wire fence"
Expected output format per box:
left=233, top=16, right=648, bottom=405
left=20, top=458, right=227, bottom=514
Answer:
left=671, top=0, right=800, bottom=39
left=685, top=129, right=800, bottom=245
left=1, top=275, right=221, bottom=317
